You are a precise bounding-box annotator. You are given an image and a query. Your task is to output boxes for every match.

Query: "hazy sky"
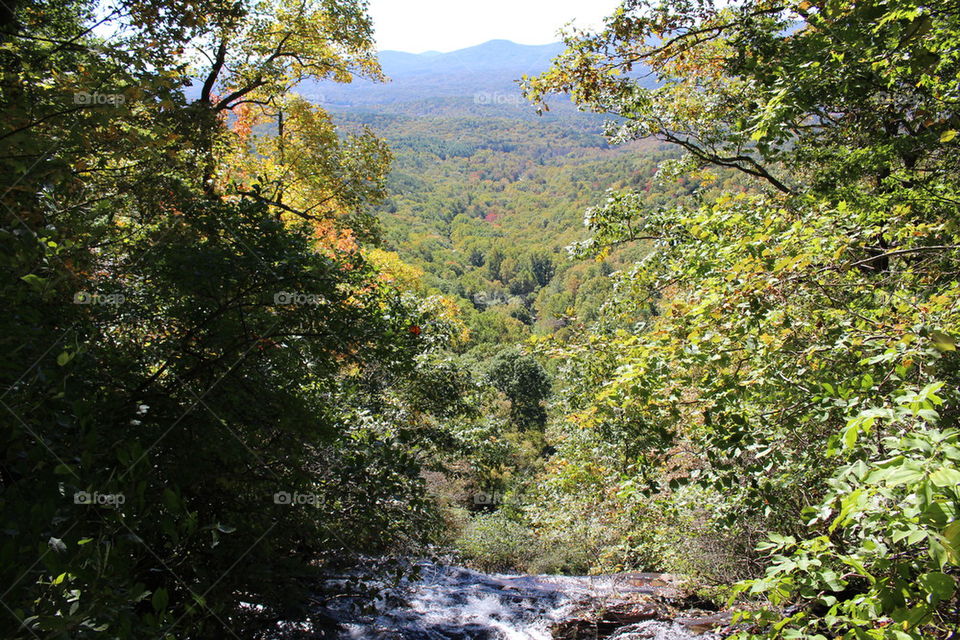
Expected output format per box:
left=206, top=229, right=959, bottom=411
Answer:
left=366, top=0, right=622, bottom=53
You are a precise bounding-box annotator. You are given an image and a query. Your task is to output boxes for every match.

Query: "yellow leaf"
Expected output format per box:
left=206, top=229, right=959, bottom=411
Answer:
left=931, top=330, right=956, bottom=352
left=940, top=130, right=957, bottom=143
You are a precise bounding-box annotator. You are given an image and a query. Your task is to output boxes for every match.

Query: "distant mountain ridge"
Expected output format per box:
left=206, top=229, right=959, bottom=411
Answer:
left=298, top=40, right=566, bottom=108
left=377, top=40, right=564, bottom=75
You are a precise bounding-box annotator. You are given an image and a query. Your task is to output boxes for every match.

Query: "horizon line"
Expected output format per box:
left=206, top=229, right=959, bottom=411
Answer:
left=377, top=38, right=564, bottom=56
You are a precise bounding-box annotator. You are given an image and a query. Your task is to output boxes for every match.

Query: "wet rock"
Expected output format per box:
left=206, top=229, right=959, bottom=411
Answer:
left=608, top=621, right=719, bottom=640
left=551, top=601, right=664, bottom=639
left=675, top=613, right=731, bottom=634
left=290, top=561, right=722, bottom=640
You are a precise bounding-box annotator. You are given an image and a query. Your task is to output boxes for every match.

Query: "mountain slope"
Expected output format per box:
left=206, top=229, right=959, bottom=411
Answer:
left=300, top=40, right=565, bottom=106
left=378, top=40, right=564, bottom=75
left=306, top=40, right=685, bottom=344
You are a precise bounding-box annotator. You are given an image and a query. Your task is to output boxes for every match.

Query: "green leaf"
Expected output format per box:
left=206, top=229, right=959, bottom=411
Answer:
left=943, top=521, right=960, bottom=547
left=919, top=572, right=955, bottom=602
left=821, top=570, right=843, bottom=591
left=843, top=423, right=859, bottom=449
left=884, top=463, right=925, bottom=487
left=767, top=533, right=797, bottom=547
left=152, top=588, right=168, bottom=613
left=929, top=539, right=950, bottom=569
left=20, top=274, right=46, bottom=290
left=906, top=529, right=927, bottom=545
left=162, top=488, right=179, bottom=512
left=930, top=467, right=960, bottom=487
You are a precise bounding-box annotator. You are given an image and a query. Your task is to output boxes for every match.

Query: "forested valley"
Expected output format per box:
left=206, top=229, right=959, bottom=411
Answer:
left=2, top=0, right=959, bottom=639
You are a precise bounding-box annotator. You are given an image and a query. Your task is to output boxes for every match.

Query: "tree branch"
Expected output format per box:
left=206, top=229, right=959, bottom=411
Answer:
left=200, top=38, right=228, bottom=104
left=845, top=245, right=960, bottom=270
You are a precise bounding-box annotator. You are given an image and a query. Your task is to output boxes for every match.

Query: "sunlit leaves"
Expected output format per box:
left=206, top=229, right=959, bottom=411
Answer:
left=196, top=0, right=383, bottom=111
left=527, top=0, right=960, bottom=635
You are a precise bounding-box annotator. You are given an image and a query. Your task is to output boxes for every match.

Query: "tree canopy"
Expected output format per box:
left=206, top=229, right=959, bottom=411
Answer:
left=518, top=0, right=960, bottom=636
left=0, top=0, right=476, bottom=636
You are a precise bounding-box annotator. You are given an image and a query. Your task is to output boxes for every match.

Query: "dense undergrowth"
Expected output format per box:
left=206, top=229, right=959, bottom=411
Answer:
left=498, top=0, right=960, bottom=636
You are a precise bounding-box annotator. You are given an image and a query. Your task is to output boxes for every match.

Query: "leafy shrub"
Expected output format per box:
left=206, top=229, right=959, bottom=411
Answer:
left=734, top=389, right=960, bottom=638
left=455, top=512, right=541, bottom=573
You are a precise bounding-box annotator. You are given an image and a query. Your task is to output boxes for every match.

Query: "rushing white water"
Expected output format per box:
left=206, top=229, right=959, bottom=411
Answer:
left=289, top=561, right=721, bottom=640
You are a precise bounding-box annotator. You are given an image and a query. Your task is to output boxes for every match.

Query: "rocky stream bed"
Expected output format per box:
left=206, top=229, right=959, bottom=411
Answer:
left=268, top=560, right=731, bottom=640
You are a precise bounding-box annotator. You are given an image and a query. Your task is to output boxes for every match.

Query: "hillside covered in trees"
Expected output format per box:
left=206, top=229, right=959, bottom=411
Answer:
left=2, top=0, right=959, bottom=639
